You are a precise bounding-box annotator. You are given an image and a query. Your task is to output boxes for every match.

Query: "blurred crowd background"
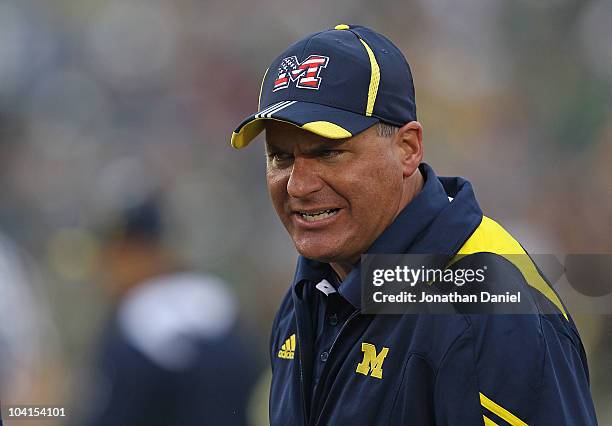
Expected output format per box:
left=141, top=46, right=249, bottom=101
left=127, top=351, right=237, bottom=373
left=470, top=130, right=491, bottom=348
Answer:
left=0, top=0, right=610, bottom=424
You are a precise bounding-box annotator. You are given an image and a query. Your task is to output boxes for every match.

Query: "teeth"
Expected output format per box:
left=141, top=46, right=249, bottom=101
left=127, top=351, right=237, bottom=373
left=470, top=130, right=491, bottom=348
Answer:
left=299, top=209, right=339, bottom=222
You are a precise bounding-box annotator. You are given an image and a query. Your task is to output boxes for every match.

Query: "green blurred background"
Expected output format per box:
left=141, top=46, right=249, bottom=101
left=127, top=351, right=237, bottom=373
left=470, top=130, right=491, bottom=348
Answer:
left=0, top=0, right=610, bottom=424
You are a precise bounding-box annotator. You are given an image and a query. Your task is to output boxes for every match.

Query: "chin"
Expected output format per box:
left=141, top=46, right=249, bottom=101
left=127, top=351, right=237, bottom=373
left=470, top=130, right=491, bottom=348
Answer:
left=294, top=240, right=342, bottom=263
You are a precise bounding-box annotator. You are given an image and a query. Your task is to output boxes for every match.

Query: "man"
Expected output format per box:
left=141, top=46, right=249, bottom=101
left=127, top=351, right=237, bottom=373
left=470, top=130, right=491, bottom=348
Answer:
left=231, top=25, right=597, bottom=425
left=79, top=192, right=260, bottom=425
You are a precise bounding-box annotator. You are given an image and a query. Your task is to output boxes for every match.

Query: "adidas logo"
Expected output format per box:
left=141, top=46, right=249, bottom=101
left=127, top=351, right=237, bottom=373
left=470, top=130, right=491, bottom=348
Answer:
left=277, top=333, right=296, bottom=359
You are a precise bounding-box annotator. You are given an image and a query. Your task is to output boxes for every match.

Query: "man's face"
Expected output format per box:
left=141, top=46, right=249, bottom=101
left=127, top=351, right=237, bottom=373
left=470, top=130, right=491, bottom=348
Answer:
left=265, top=121, right=406, bottom=264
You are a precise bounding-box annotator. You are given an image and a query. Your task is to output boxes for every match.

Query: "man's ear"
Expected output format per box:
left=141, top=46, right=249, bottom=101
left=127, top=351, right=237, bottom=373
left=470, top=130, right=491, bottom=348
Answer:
left=394, top=121, right=423, bottom=178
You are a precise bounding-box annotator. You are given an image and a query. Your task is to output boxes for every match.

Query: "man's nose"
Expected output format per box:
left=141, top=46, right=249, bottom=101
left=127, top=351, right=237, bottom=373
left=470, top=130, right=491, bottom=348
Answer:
left=287, top=156, right=323, bottom=198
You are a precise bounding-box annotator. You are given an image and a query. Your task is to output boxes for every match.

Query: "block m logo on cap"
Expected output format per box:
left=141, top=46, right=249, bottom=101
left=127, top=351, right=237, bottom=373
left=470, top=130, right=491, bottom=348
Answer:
left=355, top=342, right=389, bottom=379
left=273, top=55, right=329, bottom=91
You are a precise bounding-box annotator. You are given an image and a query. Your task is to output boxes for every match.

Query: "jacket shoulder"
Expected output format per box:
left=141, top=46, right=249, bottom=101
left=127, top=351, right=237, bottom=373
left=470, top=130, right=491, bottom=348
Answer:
left=457, top=215, right=569, bottom=320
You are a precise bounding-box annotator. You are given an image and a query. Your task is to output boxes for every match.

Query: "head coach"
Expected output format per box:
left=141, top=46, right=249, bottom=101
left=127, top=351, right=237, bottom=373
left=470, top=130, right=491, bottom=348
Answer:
left=230, top=25, right=597, bottom=425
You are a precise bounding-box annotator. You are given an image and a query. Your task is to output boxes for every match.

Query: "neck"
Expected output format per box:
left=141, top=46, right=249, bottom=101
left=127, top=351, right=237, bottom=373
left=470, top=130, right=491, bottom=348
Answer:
left=330, top=261, right=353, bottom=281
left=329, top=167, right=424, bottom=282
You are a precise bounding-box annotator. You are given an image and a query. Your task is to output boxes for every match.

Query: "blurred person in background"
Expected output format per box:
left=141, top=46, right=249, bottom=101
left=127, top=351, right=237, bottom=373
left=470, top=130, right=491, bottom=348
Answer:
left=0, top=111, right=62, bottom=424
left=77, top=189, right=260, bottom=425
left=0, top=233, right=56, bottom=421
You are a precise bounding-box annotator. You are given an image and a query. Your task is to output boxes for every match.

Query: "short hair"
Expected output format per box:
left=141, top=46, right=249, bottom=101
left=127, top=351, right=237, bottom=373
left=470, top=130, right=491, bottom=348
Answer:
left=376, top=122, right=400, bottom=138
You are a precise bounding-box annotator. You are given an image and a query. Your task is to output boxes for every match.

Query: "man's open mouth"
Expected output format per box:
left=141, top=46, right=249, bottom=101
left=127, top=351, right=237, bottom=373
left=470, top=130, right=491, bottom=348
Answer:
left=298, top=209, right=340, bottom=222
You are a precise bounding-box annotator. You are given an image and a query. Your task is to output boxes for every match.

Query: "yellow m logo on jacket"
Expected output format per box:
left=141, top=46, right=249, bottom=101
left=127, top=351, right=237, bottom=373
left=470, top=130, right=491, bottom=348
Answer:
left=355, top=342, right=389, bottom=379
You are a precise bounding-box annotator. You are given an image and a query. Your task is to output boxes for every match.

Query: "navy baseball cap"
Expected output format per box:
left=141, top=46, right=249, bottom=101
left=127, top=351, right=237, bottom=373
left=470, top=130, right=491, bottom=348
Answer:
left=231, top=24, right=417, bottom=149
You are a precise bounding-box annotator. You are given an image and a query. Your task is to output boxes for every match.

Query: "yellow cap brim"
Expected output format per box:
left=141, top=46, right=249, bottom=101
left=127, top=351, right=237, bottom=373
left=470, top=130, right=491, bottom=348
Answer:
left=230, top=100, right=379, bottom=149
left=231, top=118, right=354, bottom=149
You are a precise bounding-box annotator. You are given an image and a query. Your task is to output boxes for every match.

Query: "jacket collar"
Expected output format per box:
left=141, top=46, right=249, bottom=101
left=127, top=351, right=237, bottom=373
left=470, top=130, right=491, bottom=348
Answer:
left=292, top=163, right=483, bottom=308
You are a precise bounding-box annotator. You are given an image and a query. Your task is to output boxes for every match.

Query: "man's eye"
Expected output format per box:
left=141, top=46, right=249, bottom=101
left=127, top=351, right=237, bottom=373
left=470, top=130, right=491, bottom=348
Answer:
left=320, top=150, right=341, bottom=158
left=267, top=152, right=293, bottom=163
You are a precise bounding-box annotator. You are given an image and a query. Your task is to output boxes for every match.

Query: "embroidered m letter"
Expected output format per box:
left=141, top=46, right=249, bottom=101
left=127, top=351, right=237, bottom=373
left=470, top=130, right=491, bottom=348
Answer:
left=355, top=342, right=389, bottom=379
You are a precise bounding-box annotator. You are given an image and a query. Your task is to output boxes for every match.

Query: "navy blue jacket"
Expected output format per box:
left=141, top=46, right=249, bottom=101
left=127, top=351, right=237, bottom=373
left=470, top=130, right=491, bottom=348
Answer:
left=269, top=164, right=597, bottom=425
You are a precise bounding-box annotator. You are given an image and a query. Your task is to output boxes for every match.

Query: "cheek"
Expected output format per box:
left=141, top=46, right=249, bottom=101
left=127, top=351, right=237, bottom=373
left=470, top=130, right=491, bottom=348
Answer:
left=338, top=167, right=404, bottom=234
left=348, top=162, right=403, bottom=206
left=266, top=172, right=289, bottom=217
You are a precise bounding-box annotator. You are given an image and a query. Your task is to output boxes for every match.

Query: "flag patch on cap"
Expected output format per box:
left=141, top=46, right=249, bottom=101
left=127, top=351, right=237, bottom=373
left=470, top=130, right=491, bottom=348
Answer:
left=273, top=55, right=329, bottom=91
